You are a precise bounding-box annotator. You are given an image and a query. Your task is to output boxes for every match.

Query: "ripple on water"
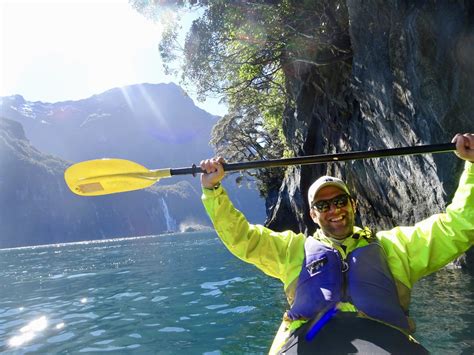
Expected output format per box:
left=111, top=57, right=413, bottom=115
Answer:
left=1, top=308, right=26, bottom=317
left=158, top=327, right=189, bottom=333
left=90, top=330, right=106, bottom=336
left=132, top=296, right=147, bottom=301
left=63, top=312, right=98, bottom=320
left=108, top=292, right=141, bottom=300
left=201, top=289, right=222, bottom=296
left=205, top=304, right=228, bottom=310
left=66, top=273, right=97, bottom=279
left=143, top=323, right=161, bottom=327
left=79, top=345, right=131, bottom=352
left=217, top=306, right=256, bottom=314
left=200, top=277, right=244, bottom=290
left=151, top=296, right=168, bottom=303
left=47, top=331, right=75, bottom=343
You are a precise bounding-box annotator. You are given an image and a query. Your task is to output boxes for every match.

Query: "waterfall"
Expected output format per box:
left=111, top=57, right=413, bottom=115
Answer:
left=160, top=197, right=177, bottom=232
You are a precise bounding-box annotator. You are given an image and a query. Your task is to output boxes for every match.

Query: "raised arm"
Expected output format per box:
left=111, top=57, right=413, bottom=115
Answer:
left=378, top=133, right=474, bottom=288
left=199, top=157, right=305, bottom=287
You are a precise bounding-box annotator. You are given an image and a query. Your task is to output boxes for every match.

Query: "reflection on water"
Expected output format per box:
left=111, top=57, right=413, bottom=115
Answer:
left=8, top=316, right=48, bottom=347
left=7, top=314, right=66, bottom=350
left=0, top=232, right=472, bottom=354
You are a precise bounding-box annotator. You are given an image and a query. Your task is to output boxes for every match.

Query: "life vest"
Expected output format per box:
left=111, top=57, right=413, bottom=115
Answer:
left=285, top=234, right=409, bottom=330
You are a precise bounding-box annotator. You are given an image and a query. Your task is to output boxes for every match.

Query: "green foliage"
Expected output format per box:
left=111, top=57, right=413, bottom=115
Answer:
left=159, top=26, right=180, bottom=76
left=131, top=0, right=351, bottom=194
left=210, top=107, right=286, bottom=197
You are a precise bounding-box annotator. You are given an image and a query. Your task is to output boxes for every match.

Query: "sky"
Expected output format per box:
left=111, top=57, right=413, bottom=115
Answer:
left=0, top=0, right=227, bottom=116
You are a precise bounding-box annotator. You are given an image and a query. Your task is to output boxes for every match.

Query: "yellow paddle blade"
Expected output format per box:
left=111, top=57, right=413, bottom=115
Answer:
left=64, top=159, right=171, bottom=196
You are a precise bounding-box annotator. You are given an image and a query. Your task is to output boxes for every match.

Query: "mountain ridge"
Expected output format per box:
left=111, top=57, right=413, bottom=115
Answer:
left=0, top=83, right=265, bottom=248
left=0, top=82, right=218, bottom=167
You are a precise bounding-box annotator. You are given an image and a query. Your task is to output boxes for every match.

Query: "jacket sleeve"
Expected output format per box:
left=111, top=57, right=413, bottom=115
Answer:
left=377, top=161, right=474, bottom=288
left=201, top=185, right=305, bottom=288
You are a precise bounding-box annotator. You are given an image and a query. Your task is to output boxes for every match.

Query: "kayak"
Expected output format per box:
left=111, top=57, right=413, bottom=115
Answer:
left=277, top=313, right=429, bottom=354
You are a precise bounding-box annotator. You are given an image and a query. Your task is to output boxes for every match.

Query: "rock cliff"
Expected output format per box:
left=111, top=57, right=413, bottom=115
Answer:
left=266, top=1, right=474, bottom=267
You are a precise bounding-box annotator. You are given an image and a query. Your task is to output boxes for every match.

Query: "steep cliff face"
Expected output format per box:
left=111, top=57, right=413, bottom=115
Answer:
left=267, top=0, right=474, bottom=251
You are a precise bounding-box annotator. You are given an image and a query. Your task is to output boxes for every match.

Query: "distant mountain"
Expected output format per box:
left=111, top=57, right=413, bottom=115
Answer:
left=0, top=83, right=265, bottom=248
left=0, top=117, right=211, bottom=248
left=0, top=83, right=216, bottom=167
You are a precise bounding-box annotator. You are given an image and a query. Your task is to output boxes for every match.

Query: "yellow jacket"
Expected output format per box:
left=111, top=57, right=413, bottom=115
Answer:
left=201, top=161, right=474, bottom=353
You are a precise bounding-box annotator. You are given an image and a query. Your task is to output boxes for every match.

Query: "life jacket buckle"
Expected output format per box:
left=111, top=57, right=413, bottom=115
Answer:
left=342, top=260, right=349, bottom=272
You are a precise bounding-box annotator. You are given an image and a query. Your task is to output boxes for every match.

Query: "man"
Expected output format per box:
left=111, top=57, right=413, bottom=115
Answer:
left=200, top=133, right=474, bottom=354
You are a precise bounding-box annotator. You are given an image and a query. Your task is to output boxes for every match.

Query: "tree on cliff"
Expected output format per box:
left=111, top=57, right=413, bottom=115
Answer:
left=209, top=108, right=286, bottom=196
left=130, top=0, right=352, bottom=196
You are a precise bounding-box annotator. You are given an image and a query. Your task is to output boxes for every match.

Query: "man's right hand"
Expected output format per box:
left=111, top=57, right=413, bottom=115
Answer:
left=452, top=133, right=474, bottom=162
left=200, top=157, right=225, bottom=189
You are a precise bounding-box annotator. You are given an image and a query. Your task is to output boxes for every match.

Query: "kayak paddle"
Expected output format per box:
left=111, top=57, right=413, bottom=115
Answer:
left=64, top=142, right=455, bottom=196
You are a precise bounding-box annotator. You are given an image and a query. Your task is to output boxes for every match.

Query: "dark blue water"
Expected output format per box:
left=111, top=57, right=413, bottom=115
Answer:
left=0, top=232, right=472, bottom=354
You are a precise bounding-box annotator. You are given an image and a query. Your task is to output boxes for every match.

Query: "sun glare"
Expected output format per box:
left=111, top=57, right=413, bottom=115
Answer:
left=8, top=315, right=48, bottom=347
left=1, top=0, right=165, bottom=101
left=1, top=0, right=227, bottom=115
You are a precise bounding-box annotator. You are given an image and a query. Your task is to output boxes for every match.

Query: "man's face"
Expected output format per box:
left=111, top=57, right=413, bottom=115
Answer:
left=309, top=186, right=356, bottom=239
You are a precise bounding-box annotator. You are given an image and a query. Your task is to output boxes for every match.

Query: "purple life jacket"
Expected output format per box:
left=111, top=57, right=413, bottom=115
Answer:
left=286, top=235, right=409, bottom=330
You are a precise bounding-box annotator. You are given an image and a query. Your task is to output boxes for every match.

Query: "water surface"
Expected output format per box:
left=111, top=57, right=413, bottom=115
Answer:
left=0, top=232, right=472, bottom=354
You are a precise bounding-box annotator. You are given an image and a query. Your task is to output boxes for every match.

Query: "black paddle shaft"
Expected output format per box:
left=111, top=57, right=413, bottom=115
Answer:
left=169, top=142, right=456, bottom=177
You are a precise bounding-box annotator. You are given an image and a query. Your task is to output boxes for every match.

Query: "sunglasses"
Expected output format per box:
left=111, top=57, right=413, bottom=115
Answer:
left=311, top=194, right=350, bottom=212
